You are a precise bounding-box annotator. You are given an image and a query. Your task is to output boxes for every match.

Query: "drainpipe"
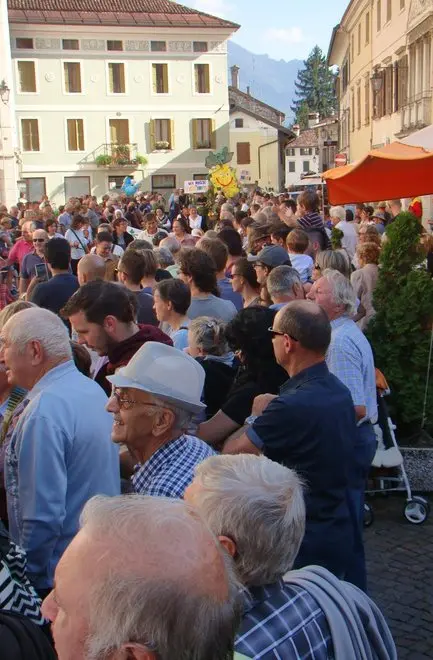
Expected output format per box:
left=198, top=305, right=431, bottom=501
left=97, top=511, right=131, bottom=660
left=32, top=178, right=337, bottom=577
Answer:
left=258, top=138, right=279, bottom=185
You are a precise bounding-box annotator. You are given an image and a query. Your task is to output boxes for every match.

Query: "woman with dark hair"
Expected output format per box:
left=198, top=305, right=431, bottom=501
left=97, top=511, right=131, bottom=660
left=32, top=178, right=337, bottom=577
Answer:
left=178, top=248, right=237, bottom=323
left=112, top=217, right=134, bottom=251
left=230, top=257, right=261, bottom=308
left=218, top=227, right=244, bottom=273
left=198, top=306, right=286, bottom=446
left=65, top=214, right=89, bottom=274
left=153, top=278, right=191, bottom=350
left=171, top=217, right=195, bottom=245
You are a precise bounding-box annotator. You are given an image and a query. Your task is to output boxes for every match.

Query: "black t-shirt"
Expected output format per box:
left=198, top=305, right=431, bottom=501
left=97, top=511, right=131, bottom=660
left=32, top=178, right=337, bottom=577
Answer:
left=196, top=358, right=236, bottom=419
left=31, top=274, right=79, bottom=316
left=134, top=290, right=158, bottom=326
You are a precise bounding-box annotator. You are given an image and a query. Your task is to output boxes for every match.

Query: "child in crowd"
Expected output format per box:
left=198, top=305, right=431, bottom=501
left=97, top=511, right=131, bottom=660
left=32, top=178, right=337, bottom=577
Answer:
left=286, top=228, right=314, bottom=283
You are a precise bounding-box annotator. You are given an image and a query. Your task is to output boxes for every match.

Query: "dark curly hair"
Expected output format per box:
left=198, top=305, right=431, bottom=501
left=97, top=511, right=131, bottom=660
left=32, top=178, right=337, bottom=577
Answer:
left=178, top=248, right=219, bottom=296
left=225, top=307, right=286, bottom=390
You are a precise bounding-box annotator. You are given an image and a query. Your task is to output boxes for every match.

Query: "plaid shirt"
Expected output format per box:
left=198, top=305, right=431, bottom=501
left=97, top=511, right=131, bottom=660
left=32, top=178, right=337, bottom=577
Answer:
left=235, top=580, right=334, bottom=660
left=131, top=434, right=215, bottom=498
left=327, top=316, right=377, bottom=423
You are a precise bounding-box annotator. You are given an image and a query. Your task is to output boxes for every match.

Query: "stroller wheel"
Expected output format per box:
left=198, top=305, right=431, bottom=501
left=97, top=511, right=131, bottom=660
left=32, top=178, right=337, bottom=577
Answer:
left=364, top=502, right=374, bottom=527
left=404, top=497, right=430, bottom=525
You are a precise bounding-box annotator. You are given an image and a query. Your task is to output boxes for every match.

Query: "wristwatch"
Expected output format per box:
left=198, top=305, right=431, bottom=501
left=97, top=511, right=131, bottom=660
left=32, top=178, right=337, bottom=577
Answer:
left=245, top=414, right=258, bottom=426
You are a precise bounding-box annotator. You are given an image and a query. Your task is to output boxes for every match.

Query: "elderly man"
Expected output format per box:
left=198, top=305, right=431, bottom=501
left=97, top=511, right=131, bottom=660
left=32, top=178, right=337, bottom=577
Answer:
left=7, top=220, right=35, bottom=269
left=106, top=341, right=215, bottom=497
left=77, top=253, right=106, bottom=286
left=185, top=454, right=397, bottom=660
left=19, top=228, right=48, bottom=295
left=41, top=495, right=241, bottom=660
left=267, top=265, right=304, bottom=310
left=223, top=301, right=356, bottom=580
left=1, top=308, right=120, bottom=597
left=307, top=269, right=377, bottom=592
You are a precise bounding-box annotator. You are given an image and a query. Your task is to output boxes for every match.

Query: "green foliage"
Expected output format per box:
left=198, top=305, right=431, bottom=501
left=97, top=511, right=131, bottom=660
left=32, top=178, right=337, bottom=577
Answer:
left=135, top=154, right=148, bottom=165
left=366, top=212, right=433, bottom=434
left=95, top=154, right=112, bottom=167
left=331, top=227, right=344, bottom=250
left=291, top=46, right=336, bottom=123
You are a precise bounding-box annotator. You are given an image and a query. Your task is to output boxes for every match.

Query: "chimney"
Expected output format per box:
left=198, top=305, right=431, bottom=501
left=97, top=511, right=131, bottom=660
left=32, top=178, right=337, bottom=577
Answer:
left=308, top=112, right=320, bottom=128
left=246, top=85, right=250, bottom=95
left=230, top=65, right=240, bottom=89
left=292, top=124, right=300, bottom=137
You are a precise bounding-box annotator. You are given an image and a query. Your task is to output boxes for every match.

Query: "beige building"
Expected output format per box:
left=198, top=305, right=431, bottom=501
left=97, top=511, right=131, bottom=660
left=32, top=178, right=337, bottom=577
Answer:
left=228, top=66, right=293, bottom=192
left=329, top=0, right=433, bottom=162
left=0, top=0, right=238, bottom=206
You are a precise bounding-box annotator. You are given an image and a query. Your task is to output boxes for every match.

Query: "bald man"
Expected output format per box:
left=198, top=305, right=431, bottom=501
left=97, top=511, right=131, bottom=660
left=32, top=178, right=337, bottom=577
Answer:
left=77, top=253, right=106, bottom=287
left=42, top=495, right=241, bottom=660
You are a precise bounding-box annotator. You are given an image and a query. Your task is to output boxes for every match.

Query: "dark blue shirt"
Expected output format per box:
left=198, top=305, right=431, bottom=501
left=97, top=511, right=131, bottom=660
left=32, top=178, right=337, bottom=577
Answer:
left=31, top=273, right=79, bottom=319
left=247, top=361, right=356, bottom=578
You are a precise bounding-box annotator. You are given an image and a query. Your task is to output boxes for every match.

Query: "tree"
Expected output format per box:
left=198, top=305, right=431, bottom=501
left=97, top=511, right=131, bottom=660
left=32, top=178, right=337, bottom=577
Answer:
left=291, top=46, right=336, bottom=126
left=366, top=213, right=433, bottom=440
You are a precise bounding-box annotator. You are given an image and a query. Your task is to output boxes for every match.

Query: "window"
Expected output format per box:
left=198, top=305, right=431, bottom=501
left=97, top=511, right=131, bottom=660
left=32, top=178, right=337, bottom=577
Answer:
left=364, top=77, right=370, bottom=124
left=150, top=118, right=174, bottom=150
left=386, top=0, right=391, bottom=22
left=63, top=62, right=82, bottom=93
left=342, top=60, right=349, bottom=91
left=108, top=63, right=126, bottom=94
left=236, top=142, right=250, bottom=164
left=302, top=161, right=310, bottom=172
left=64, top=176, right=90, bottom=198
left=400, top=0, right=405, bottom=8
left=358, top=23, right=361, bottom=55
left=109, top=119, right=130, bottom=145
left=351, top=35, right=354, bottom=62
left=194, top=63, right=210, bottom=93
left=152, top=174, right=176, bottom=189
left=357, top=86, right=361, bottom=129
left=300, top=147, right=313, bottom=155
left=193, top=173, right=207, bottom=180
left=16, top=38, right=33, bottom=49
left=351, top=90, right=355, bottom=131
left=17, top=61, right=36, bottom=93
left=286, top=147, right=296, bottom=156
left=23, top=177, right=45, bottom=200
left=385, top=65, right=393, bottom=114
left=108, top=176, right=127, bottom=190
left=377, top=0, right=381, bottom=30
left=151, top=41, right=166, bottom=52
left=107, top=40, right=123, bottom=51
left=234, top=118, right=244, bottom=128
left=152, top=63, right=169, bottom=94
left=67, top=118, right=85, bottom=151
left=192, top=118, right=215, bottom=149
left=62, top=39, right=79, bottom=50
left=366, top=12, right=370, bottom=44
left=397, top=54, right=408, bottom=109
left=288, top=161, right=295, bottom=173
left=21, top=118, right=40, bottom=151
left=193, top=41, right=208, bottom=52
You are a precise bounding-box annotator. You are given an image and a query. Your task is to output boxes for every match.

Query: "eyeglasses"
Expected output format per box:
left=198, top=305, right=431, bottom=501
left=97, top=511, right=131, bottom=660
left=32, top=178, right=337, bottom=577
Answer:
left=268, top=327, right=299, bottom=341
left=33, top=238, right=46, bottom=243
left=112, top=389, right=162, bottom=411
left=314, top=263, right=321, bottom=270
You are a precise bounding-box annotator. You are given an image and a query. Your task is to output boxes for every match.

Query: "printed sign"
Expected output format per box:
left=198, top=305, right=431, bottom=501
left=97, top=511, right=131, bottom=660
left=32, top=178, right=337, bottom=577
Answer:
left=183, top=180, right=209, bottom=194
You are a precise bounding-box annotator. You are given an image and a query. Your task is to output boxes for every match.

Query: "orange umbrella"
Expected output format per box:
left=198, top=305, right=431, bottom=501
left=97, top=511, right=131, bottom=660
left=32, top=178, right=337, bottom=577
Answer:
left=322, top=142, right=433, bottom=205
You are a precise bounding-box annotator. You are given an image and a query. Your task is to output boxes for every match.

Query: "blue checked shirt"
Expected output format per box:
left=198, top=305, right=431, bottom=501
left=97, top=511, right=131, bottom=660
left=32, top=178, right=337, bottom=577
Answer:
left=131, top=434, right=215, bottom=498
left=327, top=316, right=377, bottom=423
left=235, top=580, right=334, bottom=659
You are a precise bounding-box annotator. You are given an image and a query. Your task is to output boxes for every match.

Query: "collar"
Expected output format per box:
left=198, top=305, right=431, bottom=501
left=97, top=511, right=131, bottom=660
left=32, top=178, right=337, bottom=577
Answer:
left=280, top=361, right=329, bottom=393
left=241, top=579, right=285, bottom=614
left=107, top=325, right=172, bottom=372
left=133, top=435, right=185, bottom=484
left=27, top=360, right=76, bottom=401
left=330, top=315, right=352, bottom=330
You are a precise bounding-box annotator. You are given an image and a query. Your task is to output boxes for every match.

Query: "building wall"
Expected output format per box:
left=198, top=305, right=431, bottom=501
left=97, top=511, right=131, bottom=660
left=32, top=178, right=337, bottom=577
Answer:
left=229, top=109, right=280, bottom=190
left=285, top=146, right=319, bottom=187
left=0, top=0, right=19, bottom=207
left=8, top=23, right=234, bottom=203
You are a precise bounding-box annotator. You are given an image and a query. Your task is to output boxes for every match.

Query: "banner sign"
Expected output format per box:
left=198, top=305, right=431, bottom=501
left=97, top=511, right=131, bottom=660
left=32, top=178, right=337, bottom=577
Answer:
left=184, top=180, right=209, bottom=194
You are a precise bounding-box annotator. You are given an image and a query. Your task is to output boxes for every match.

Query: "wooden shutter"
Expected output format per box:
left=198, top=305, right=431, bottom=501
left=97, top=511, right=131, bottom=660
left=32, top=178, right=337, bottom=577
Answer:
left=18, top=61, right=36, bottom=92
left=194, top=65, right=199, bottom=93
left=149, top=119, right=155, bottom=150
left=236, top=142, right=250, bottom=164
left=204, top=64, right=210, bottom=93
left=162, top=64, right=168, bottom=93
left=77, top=119, right=84, bottom=150
left=192, top=119, right=198, bottom=148
left=152, top=64, right=157, bottom=93
left=169, top=119, right=175, bottom=150
left=210, top=119, right=216, bottom=149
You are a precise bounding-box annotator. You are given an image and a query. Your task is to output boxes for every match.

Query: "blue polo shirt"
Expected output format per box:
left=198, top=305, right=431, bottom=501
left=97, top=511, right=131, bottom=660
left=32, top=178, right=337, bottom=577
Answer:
left=246, top=361, right=356, bottom=578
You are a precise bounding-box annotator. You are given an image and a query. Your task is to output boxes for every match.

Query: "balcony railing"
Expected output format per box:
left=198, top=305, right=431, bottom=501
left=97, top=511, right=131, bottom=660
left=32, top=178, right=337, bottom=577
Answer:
left=79, top=143, right=147, bottom=168
left=400, top=91, right=432, bottom=132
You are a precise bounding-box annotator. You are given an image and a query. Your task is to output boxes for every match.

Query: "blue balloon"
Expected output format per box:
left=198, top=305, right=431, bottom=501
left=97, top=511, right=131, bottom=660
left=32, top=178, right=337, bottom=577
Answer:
left=121, top=176, right=139, bottom=196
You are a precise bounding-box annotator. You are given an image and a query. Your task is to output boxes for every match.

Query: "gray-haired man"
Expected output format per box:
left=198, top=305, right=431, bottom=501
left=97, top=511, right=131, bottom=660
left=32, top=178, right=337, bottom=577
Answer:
left=267, top=265, right=304, bottom=311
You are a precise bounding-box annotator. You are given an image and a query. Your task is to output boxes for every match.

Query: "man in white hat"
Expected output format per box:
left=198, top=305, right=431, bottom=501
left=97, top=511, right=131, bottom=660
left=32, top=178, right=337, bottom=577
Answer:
left=106, top=341, right=215, bottom=498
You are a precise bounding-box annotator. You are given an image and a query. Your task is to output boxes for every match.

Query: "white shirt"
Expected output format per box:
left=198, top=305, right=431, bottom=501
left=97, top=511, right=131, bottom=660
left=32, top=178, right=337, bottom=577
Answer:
left=65, top=228, right=89, bottom=260
left=288, top=252, right=314, bottom=283
left=189, top=215, right=203, bottom=230
left=138, top=229, right=167, bottom=243
left=336, top=220, right=358, bottom=260
left=90, top=245, right=124, bottom=258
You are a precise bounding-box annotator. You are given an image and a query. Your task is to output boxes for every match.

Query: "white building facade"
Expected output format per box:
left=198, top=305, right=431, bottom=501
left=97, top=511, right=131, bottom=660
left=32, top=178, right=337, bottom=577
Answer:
left=0, top=0, right=238, bottom=206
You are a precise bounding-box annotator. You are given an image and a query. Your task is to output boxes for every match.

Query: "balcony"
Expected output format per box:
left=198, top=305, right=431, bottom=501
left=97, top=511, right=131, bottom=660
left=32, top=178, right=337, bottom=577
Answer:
left=400, top=91, right=432, bottom=134
left=79, top=143, right=147, bottom=168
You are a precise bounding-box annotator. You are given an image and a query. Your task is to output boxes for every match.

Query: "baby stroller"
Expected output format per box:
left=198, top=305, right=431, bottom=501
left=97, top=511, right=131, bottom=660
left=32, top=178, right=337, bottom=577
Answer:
left=363, top=369, right=430, bottom=526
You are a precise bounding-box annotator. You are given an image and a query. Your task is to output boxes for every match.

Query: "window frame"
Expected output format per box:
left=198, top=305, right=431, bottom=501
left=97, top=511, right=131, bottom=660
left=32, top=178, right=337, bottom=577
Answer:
left=236, top=141, right=251, bottom=165
left=62, top=60, right=83, bottom=95
left=234, top=118, right=244, bottom=128
left=20, top=117, right=41, bottom=152
left=151, top=174, right=176, bottom=189
left=16, top=37, right=34, bottom=50
left=22, top=177, right=46, bottom=200
left=193, top=62, right=212, bottom=95
left=107, top=40, right=123, bottom=51
left=302, top=160, right=310, bottom=173
left=16, top=59, right=38, bottom=95
left=288, top=161, right=296, bottom=173
left=150, top=41, right=167, bottom=52
left=377, top=0, right=382, bottom=31
left=193, top=41, right=208, bottom=53
left=106, top=117, right=132, bottom=148
left=151, top=62, right=170, bottom=95
left=365, top=12, right=370, bottom=45
left=192, top=118, right=215, bottom=150
left=62, top=39, right=80, bottom=51
left=65, top=117, right=86, bottom=153
left=64, top=176, right=91, bottom=199
left=106, top=61, right=127, bottom=95
left=386, top=0, right=392, bottom=23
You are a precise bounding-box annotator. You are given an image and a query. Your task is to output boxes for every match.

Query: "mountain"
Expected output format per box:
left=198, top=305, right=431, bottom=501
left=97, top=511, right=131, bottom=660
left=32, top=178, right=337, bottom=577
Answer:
left=228, top=41, right=303, bottom=124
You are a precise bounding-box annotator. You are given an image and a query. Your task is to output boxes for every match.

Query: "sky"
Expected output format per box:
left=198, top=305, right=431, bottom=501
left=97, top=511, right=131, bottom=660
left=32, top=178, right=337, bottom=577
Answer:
left=193, top=0, right=349, bottom=61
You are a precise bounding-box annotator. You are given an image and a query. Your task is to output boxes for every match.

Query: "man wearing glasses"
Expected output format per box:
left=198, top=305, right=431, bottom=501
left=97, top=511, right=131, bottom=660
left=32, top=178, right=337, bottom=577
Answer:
left=19, top=229, right=48, bottom=296
left=106, top=341, right=215, bottom=498
left=223, top=300, right=356, bottom=583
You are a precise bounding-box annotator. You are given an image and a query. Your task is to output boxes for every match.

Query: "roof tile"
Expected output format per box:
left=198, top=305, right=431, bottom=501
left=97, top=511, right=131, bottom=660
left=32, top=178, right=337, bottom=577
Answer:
left=287, top=129, right=319, bottom=148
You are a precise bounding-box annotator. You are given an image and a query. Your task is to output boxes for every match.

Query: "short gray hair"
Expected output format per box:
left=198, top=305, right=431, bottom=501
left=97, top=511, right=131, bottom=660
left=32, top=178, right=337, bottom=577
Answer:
left=153, top=247, right=174, bottom=268
left=316, top=249, right=351, bottom=279
left=149, top=394, right=193, bottom=433
left=189, top=317, right=229, bottom=357
left=81, top=495, right=242, bottom=660
left=322, top=268, right=357, bottom=316
left=1, top=307, right=72, bottom=360
left=160, top=236, right=181, bottom=255
left=267, top=266, right=302, bottom=299
left=329, top=206, right=346, bottom=223
left=191, top=454, right=305, bottom=586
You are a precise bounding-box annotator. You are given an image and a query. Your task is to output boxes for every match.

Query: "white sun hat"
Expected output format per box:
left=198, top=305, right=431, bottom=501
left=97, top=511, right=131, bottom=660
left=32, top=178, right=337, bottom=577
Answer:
left=106, top=341, right=205, bottom=413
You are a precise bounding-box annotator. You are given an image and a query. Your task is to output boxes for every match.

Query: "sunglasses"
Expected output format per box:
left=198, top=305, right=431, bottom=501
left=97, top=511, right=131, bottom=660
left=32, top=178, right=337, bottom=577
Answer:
left=268, top=327, right=299, bottom=341
left=33, top=238, right=46, bottom=243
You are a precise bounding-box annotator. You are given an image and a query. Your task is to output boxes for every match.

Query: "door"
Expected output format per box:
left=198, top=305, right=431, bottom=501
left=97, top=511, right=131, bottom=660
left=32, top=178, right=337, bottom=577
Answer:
left=109, top=119, right=129, bottom=145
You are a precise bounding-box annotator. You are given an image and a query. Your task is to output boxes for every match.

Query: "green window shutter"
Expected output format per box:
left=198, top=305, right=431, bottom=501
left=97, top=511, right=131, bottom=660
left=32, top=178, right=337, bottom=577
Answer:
left=192, top=119, right=198, bottom=149
left=210, top=119, right=216, bottom=149
left=152, top=64, right=157, bottom=93
left=162, top=64, right=168, bottom=93
left=205, top=64, right=210, bottom=93
left=194, top=64, right=199, bottom=93
left=169, top=119, right=175, bottom=150
left=149, top=119, right=155, bottom=151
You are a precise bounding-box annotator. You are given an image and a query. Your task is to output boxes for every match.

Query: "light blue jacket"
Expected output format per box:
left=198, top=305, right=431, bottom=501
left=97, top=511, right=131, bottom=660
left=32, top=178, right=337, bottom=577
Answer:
left=6, top=360, right=120, bottom=590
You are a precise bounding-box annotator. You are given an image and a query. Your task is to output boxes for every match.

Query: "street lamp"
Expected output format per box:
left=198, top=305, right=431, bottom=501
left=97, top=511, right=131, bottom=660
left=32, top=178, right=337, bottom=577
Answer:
left=0, top=80, right=10, bottom=105
left=371, top=70, right=383, bottom=93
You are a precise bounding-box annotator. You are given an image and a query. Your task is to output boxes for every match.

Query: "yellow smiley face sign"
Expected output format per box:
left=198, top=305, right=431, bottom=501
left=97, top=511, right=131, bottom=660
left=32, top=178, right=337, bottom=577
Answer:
left=209, top=163, right=239, bottom=198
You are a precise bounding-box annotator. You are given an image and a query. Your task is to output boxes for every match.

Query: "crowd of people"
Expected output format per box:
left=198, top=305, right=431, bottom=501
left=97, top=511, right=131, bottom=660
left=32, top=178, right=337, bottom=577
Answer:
left=1, top=183, right=429, bottom=659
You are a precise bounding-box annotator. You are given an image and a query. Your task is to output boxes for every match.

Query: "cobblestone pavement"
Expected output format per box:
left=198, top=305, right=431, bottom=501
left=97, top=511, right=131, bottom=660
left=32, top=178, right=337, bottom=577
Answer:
left=365, top=494, right=433, bottom=659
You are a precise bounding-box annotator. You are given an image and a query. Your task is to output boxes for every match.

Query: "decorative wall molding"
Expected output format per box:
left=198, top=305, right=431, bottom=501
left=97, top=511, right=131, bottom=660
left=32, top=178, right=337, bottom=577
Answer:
left=168, top=41, right=192, bottom=52
left=35, top=38, right=60, bottom=49
left=82, top=39, right=105, bottom=51
left=125, top=40, right=150, bottom=51
left=210, top=41, right=227, bottom=53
